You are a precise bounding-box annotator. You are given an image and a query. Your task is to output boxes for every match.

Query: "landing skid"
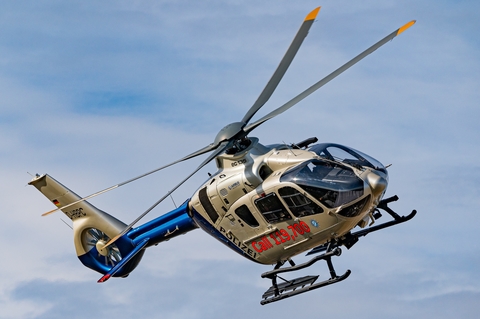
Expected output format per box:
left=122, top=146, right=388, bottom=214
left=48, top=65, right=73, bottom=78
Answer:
left=308, top=195, right=417, bottom=256
left=260, top=247, right=350, bottom=305
left=260, top=195, right=416, bottom=305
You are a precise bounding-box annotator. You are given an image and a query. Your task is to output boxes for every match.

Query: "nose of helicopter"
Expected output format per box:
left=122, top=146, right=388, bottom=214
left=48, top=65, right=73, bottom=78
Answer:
left=367, top=172, right=388, bottom=197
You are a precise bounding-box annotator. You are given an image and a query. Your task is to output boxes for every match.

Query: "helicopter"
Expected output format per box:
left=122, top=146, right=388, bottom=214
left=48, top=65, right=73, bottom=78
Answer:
left=29, top=7, right=417, bottom=305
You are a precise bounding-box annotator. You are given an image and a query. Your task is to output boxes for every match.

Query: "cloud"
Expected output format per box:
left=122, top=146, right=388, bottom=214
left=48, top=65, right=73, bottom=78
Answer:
left=0, top=1, right=479, bottom=318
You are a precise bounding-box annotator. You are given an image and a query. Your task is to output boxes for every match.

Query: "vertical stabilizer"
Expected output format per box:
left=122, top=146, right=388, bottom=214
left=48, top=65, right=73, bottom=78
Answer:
left=30, top=174, right=142, bottom=277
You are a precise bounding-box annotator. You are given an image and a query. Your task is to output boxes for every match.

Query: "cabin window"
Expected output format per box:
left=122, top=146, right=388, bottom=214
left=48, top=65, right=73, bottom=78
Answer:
left=278, top=187, right=324, bottom=217
left=254, top=193, right=292, bottom=224
left=337, top=195, right=371, bottom=218
left=235, top=205, right=259, bottom=227
left=199, top=187, right=219, bottom=223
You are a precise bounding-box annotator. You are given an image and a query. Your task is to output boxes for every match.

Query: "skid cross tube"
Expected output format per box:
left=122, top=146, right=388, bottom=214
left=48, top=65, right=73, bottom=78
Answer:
left=261, top=247, right=342, bottom=279
left=352, top=195, right=417, bottom=239
left=307, top=195, right=417, bottom=256
left=260, top=246, right=350, bottom=305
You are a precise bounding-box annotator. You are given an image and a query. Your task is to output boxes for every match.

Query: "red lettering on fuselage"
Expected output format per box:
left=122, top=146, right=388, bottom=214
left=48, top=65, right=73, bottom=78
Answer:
left=252, top=235, right=275, bottom=253
left=250, top=222, right=311, bottom=252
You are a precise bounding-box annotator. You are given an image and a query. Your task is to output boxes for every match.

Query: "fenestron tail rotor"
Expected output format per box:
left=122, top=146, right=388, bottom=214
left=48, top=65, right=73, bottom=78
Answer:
left=82, top=228, right=122, bottom=267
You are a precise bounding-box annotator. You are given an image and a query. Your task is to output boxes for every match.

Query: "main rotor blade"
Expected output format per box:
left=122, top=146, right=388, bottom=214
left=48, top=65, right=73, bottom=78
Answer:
left=104, top=140, right=232, bottom=247
left=241, top=7, right=321, bottom=125
left=244, top=20, right=416, bottom=134
left=41, top=142, right=218, bottom=216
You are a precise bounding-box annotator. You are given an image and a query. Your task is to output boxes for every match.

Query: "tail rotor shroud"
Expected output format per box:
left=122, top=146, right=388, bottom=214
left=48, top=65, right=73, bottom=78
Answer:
left=29, top=174, right=145, bottom=278
left=83, top=228, right=122, bottom=268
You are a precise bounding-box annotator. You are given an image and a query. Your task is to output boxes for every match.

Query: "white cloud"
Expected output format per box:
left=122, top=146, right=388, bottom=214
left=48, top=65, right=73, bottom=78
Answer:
left=0, top=1, right=479, bottom=318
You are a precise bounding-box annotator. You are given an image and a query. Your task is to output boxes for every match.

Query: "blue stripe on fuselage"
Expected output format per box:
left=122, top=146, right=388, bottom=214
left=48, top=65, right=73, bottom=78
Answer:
left=127, top=200, right=197, bottom=247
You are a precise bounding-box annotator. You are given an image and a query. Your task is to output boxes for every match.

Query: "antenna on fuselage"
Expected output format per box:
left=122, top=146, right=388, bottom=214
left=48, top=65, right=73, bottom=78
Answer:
left=60, top=218, right=73, bottom=230
left=170, top=194, right=177, bottom=209
left=283, top=141, right=298, bottom=156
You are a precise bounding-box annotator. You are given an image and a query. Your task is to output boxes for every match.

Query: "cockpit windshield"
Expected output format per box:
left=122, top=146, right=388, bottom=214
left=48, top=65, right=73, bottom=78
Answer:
left=309, top=143, right=387, bottom=174
left=280, top=159, right=365, bottom=208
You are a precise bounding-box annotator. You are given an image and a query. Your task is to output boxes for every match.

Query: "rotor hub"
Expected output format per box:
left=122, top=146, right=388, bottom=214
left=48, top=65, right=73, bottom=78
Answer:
left=214, top=122, right=246, bottom=145
left=96, top=239, right=109, bottom=256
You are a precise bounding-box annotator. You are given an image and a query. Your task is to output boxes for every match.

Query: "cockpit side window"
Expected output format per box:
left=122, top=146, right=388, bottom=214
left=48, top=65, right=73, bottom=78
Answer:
left=235, top=205, right=259, bottom=227
left=301, top=185, right=363, bottom=208
left=278, top=187, right=324, bottom=217
left=254, top=193, right=292, bottom=224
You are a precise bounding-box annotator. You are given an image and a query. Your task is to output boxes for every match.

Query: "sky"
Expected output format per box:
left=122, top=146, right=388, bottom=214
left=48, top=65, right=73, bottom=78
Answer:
left=1, top=0, right=479, bottom=318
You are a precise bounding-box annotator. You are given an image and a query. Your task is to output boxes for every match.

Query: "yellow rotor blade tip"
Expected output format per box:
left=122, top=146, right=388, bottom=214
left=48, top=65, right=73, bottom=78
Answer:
left=305, top=7, right=321, bottom=21
left=397, top=20, right=416, bottom=35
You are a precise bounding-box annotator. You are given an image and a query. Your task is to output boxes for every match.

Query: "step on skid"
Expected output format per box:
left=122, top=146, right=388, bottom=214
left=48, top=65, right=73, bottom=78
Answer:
left=260, top=247, right=350, bottom=305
